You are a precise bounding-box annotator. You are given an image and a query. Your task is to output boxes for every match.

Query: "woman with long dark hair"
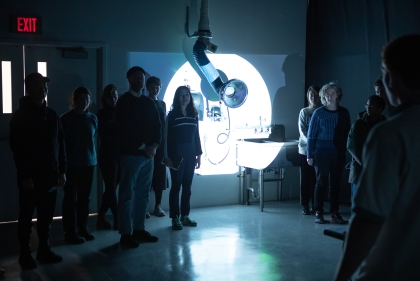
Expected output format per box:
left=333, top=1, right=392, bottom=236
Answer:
left=298, top=86, right=320, bottom=215
left=163, top=86, right=202, bottom=230
left=97, top=84, right=119, bottom=229
left=61, top=87, right=98, bottom=243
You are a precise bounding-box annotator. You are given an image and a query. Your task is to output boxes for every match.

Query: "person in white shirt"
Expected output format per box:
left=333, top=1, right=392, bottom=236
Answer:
left=298, top=86, right=320, bottom=215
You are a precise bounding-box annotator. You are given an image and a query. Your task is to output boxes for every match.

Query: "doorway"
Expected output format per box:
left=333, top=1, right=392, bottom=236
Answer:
left=0, top=41, right=105, bottom=222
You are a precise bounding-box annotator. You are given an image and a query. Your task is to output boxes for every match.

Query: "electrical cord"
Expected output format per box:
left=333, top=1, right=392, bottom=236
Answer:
left=204, top=107, right=231, bottom=165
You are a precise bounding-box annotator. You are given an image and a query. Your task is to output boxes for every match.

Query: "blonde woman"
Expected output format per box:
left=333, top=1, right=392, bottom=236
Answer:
left=306, top=82, right=350, bottom=224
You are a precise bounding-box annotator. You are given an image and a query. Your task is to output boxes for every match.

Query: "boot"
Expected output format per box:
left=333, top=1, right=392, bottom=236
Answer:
left=36, top=246, right=63, bottom=264
left=19, top=250, right=37, bottom=270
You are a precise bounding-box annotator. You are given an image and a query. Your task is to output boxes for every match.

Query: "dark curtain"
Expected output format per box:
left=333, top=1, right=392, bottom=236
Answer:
left=305, top=0, right=420, bottom=203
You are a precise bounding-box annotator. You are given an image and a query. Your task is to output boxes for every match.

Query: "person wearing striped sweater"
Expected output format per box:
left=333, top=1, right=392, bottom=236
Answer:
left=307, top=82, right=350, bottom=224
left=163, top=86, right=203, bottom=230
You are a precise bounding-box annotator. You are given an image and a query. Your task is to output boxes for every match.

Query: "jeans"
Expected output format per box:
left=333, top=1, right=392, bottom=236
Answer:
left=313, top=153, right=345, bottom=213
left=169, top=155, right=196, bottom=218
left=118, top=154, right=153, bottom=235
left=62, top=166, right=95, bottom=232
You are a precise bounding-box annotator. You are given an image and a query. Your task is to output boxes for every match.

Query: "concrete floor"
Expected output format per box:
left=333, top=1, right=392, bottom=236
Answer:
left=0, top=200, right=349, bottom=281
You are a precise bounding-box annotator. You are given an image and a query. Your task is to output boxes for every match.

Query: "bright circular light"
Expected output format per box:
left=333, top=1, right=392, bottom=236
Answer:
left=225, top=86, right=235, bottom=96
left=164, top=54, right=271, bottom=175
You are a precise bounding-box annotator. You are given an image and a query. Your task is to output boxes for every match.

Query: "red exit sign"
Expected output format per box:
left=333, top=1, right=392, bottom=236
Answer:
left=10, top=15, right=43, bottom=34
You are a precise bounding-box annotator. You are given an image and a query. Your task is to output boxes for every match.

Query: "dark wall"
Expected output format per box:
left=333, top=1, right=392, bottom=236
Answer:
left=306, top=0, right=420, bottom=120
left=0, top=0, right=307, bottom=94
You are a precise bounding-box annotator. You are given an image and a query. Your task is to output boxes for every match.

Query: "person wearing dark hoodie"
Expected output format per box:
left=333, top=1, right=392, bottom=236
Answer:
left=347, top=95, right=386, bottom=215
left=9, top=72, right=66, bottom=270
left=97, top=84, right=119, bottom=229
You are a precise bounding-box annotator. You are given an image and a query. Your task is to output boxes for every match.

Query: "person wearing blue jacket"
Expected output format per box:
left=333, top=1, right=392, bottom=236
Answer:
left=61, top=87, right=98, bottom=244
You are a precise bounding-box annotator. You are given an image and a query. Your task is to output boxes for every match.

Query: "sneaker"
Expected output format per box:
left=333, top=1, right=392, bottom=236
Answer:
left=78, top=228, right=95, bottom=241
left=146, top=212, right=151, bottom=219
left=120, top=234, right=139, bottom=248
left=301, top=206, right=311, bottom=215
left=330, top=212, right=346, bottom=224
left=180, top=215, right=197, bottom=227
left=310, top=207, right=316, bottom=215
left=314, top=211, right=325, bottom=224
left=36, top=247, right=63, bottom=264
left=172, top=216, right=183, bottom=230
left=153, top=205, right=166, bottom=217
left=18, top=251, right=37, bottom=270
left=65, top=231, right=86, bottom=244
left=132, top=229, right=158, bottom=242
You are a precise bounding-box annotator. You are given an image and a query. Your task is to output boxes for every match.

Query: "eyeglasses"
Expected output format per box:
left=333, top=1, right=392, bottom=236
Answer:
left=365, top=104, right=378, bottom=109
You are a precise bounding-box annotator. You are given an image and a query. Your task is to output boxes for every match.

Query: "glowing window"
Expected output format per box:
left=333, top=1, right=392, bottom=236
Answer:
left=1, top=61, right=12, bottom=114
left=37, top=62, right=47, bottom=102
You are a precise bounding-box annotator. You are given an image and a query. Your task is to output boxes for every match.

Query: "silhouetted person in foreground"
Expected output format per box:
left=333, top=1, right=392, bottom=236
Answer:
left=10, top=73, right=66, bottom=270
left=334, top=34, right=420, bottom=281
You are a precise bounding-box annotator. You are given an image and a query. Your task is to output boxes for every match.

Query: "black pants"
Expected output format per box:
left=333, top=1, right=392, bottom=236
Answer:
left=169, top=155, right=196, bottom=218
left=313, top=153, right=345, bottom=213
left=98, top=155, right=119, bottom=217
left=62, top=166, right=95, bottom=232
left=300, top=154, right=316, bottom=208
left=17, top=183, right=57, bottom=253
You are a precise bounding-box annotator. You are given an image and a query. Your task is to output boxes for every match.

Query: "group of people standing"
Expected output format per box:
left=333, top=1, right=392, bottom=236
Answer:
left=298, top=78, right=391, bottom=224
left=333, top=34, right=420, bottom=281
left=298, top=33, right=420, bottom=281
left=9, top=65, right=203, bottom=269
